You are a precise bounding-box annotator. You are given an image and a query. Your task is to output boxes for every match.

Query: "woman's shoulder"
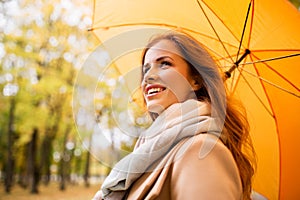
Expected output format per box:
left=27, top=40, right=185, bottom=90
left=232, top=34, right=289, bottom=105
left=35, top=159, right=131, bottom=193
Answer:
left=173, top=133, right=239, bottom=171
left=170, top=134, right=243, bottom=199
left=173, top=133, right=232, bottom=163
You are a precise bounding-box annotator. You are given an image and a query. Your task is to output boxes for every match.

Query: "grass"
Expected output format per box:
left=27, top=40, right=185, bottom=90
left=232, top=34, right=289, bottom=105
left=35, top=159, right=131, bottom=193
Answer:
left=0, top=182, right=101, bottom=200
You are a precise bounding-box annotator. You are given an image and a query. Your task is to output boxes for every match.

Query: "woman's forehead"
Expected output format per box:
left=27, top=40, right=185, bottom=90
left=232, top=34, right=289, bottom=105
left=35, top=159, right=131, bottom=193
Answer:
left=144, top=39, right=183, bottom=61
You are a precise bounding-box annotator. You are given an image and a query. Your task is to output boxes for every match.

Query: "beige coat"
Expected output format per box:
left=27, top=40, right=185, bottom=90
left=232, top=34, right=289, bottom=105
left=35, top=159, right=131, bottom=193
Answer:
left=126, top=134, right=242, bottom=200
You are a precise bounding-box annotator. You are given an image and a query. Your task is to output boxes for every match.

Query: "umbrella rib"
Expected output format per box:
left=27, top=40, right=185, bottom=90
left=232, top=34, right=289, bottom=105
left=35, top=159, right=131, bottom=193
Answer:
left=246, top=0, right=255, bottom=50
left=247, top=53, right=300, bottom=92
left=243, top=53, right=300, bottom=65
left=215, top=54, right=238, bottom=66
left=90, top=22, right=239, bottom=65
left=237, top=66, right=275, bottom=117
left=229, top=66, right=241, bottom=92
left=89, top=22, right=238, bottom=49
left=223, top=53, right=300, bottom=93
left=248, top=54, right=283, bottom=200
left=249, top=55, right=277, bottom=117
left=236, top=0, right=252, bottom=62
left=91, top=0, right=96, bottom=29
left=202, top=45, right=236, bottom=65
left=229, top=55, right=251, bottom=94
left=196, top=0, right=234, bottom=63
left=252, top=49, right=300, bottom=53
left=224, top=52, right=300, bottom=68
left=239, top=68, right=300, bottom=98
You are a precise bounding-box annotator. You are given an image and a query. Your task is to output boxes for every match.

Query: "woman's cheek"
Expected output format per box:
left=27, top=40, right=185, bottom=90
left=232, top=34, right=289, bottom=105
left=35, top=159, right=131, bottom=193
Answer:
left=160, top=69, right=194, bottom=102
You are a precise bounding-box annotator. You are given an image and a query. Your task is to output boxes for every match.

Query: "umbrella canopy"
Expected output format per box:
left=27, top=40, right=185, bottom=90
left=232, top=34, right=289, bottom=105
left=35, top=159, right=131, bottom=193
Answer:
left=89, top=0, right=300, bottom=199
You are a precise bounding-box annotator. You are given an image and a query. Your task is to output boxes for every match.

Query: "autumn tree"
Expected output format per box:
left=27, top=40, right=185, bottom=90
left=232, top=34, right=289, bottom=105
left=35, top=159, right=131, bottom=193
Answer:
left=0, top=0, right=98, bottom=193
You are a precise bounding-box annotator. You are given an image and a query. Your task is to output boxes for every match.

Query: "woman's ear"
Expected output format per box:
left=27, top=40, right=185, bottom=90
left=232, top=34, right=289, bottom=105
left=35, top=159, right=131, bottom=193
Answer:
left=190, top=77, right=202, bottom=91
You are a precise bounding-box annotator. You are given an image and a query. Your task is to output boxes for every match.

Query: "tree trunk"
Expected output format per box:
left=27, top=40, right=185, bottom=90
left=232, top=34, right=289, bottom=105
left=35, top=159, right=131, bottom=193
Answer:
left=84, top=151, right=90, bottom=187
left=59, top=125, right=71, bottom=191
left=40, top=107, right=62, bottom=185
left=39, top=135, right=52, bottom=185
left=74, top=145, right=82, bottom=185
left=40, top=126, right=59, bottom=185
left=83, top=134, right=92, bottom=187
left=59, top=156, right=66, bottom=191
left=28, top=128, right=39, bottom=194
left=5, top=97, right=16, bottom=193
left=18, top=157, right=28, bottom=189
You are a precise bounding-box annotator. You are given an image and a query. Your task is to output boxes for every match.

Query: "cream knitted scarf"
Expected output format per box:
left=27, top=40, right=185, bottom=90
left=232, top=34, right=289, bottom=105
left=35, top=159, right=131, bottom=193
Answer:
left=94, top=99, right=222, bottom=200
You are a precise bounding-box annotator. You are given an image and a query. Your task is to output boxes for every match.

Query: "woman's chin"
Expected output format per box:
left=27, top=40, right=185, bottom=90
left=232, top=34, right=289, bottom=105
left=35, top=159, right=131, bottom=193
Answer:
left=147, top=102, right=166, bottom=115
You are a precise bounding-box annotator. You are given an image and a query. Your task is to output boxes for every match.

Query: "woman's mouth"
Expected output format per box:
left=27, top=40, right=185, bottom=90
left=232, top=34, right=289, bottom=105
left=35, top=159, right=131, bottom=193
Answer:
left=145, top=85, right=166, bottom=97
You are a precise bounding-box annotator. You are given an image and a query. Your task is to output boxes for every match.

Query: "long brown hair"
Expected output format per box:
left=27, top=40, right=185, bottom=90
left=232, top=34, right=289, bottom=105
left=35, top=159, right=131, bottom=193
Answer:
left=141, top=31, right=256, bottom=199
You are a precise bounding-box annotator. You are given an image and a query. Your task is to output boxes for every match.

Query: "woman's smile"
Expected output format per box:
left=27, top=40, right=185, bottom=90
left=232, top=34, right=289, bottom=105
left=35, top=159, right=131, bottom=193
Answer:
left=145, top=84, right=166, bottom=97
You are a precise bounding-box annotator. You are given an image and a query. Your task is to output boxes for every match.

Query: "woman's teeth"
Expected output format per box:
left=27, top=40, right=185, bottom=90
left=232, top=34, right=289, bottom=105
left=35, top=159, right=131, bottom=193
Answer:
left=148, top=88, right=163, bottom=95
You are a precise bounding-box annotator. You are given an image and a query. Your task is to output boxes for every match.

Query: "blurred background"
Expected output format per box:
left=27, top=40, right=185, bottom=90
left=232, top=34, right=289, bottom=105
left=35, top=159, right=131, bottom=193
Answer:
left=0, top=0, right=299, bottom=199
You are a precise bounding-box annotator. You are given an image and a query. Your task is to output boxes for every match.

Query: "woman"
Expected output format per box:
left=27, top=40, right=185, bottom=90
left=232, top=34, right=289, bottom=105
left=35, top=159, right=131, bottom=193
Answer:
left=93, top=31, right=256, bottom=200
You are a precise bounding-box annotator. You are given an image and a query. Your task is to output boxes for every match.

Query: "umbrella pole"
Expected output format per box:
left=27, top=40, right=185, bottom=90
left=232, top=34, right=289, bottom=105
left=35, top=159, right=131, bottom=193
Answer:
left=224, top=49, right=251, bottom=80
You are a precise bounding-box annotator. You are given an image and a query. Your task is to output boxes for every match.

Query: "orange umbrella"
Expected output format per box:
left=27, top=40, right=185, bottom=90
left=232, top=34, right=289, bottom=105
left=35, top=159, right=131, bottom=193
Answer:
left=88, top=0, right=300, bottom=199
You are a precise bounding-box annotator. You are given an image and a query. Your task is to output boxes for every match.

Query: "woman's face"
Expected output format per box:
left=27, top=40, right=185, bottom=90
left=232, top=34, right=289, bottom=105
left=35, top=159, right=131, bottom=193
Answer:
left=141, top=39, right=199, bottom=114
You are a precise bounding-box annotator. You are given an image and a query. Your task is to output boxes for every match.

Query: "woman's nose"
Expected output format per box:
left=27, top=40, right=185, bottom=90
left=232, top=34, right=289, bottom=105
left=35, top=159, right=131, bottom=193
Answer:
left=143, top=65, right=159, bottom=83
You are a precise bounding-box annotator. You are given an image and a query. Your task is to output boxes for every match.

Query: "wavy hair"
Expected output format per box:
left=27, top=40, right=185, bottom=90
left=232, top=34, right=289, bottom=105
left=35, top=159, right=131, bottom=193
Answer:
left=140, top=31, right=256, bottom=199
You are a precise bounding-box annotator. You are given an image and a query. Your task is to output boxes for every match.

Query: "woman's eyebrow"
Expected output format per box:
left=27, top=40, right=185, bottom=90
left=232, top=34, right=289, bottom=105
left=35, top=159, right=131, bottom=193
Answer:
left=143, top=56, right=174, bottom=68
left=156, top=56, right=173, bottom=62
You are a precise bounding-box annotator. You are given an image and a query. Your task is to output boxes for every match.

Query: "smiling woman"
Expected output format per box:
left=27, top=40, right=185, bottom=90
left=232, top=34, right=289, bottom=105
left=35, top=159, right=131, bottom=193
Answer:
left=93, top=31, right=256, bottom=200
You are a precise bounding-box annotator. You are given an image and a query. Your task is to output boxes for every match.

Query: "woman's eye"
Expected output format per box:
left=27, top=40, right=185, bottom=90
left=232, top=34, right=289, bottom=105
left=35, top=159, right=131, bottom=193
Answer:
left=143, top=65, right=150, bottom=73
left=160, top=61, right=172, bottom=67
